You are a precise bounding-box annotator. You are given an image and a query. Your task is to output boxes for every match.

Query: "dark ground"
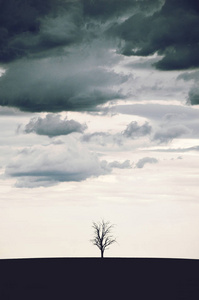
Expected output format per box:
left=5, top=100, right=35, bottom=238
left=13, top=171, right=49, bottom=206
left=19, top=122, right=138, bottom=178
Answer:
left=0, top=258, right=199, bottom=299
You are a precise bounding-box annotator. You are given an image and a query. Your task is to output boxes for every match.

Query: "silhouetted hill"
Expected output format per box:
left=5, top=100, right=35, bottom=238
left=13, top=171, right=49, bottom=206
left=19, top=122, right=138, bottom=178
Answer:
left=0, top=258, right=199, bottom=299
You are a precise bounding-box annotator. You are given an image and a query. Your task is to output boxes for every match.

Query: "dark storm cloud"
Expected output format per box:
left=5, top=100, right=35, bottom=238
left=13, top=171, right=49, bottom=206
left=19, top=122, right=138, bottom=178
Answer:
left=24, top=114, right=87, bottom=137
left=0, top=0, right=83, bottom=63
left=0, top=0, right=131, bottom=113
left=122, top=121, right=152, bottom=138
left=135, top=157, right=158, bottom=168
left=0, top=58, right=128, bottom=112
left=0, top=0, right=198, bottom=71
left=82, top=0, right=163, bottom=20
left=1, top=0, right=199, bottom=113
left=0, top=0, right=163, bottom=64
left=112, top=0, right=199, bottom=70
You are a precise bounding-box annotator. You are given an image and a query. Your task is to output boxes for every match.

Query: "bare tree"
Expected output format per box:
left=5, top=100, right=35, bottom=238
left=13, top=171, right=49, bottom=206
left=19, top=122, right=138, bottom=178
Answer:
left=91, top=219, right=116, bottom=258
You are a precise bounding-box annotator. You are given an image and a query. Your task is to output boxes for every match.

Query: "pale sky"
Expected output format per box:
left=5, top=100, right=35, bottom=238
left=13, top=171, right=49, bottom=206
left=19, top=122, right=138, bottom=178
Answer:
left=0, top=0, right=199, bottom=259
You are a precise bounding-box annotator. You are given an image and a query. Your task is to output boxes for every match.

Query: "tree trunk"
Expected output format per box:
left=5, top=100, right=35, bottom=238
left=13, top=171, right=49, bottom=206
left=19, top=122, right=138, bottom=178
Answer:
left=101, top=250, right=104, bottom=258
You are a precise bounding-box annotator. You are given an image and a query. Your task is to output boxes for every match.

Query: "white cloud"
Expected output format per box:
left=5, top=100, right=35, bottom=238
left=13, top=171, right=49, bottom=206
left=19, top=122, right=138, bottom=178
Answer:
left=5, top=140, right=134, bottom=188
left=5, top=142, right=110, bottom=188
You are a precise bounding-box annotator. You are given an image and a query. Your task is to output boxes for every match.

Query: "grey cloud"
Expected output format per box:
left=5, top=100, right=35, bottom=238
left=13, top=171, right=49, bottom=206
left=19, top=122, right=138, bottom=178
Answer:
left=5, top=143, right=111, bottom=188
left=14, top=177, right=59, bottom=188
left=81, top=131, right=123, bottom=146
left=81, top=121, right=152, bottom=147
left=160, top=113, right=199, bottom=139
left=81, top=132, right=110, bottom=142
left=86, top=106, right=117, bottom=116
left=114, top=104, right=199, bottom=140
left=122, top=121, right=152, bottom=138
left=83, top=104, right=199, bottom=145
left=0, top=106, right=27, bottom=116
left=135, top=157, right=158, bottom=168
left=162, top=113, right=186, bottom=123
left=125, top=57, right=160, bottom=70
left=178, top=71, right=199, bottom=82
left=153, top=124, right=190, bottom=144
left=99, top=159, right=133, bottom=172
left=108, top=160, right=132, bottom=169
left=178, top=71, right=199, bottom=106
left=81, top=132, right=112, bottom=146
left=0, top=58, right=128, bottom=112
left=24, top=113, right=87, bottom=137
left=50, top=139, right=65, bottom=145
left=5, top=142, right=134, bottom=188
left=188, top=86, right=199, bottom=106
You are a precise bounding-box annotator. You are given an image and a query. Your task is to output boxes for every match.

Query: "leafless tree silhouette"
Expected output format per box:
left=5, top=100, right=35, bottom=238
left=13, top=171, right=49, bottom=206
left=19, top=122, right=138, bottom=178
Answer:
left=91, top=219, right=116, bottom=258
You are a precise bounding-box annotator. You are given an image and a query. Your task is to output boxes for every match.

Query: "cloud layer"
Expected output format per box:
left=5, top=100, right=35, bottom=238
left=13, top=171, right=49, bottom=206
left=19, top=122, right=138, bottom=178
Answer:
left=0, top=0, right=163, bottom=64
left=0, top=0, right=198, bottom=113
left=2, top=0, right=197, bottom=71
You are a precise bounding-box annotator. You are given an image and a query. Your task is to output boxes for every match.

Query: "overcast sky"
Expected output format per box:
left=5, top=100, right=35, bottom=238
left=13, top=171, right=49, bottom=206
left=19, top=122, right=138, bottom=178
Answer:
left=0, top=0, right=199, bottom=259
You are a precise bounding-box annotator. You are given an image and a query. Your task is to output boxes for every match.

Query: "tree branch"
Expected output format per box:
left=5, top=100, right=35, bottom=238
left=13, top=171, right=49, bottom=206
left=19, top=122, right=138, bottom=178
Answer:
left=91, top=220, right=116, bottom=257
